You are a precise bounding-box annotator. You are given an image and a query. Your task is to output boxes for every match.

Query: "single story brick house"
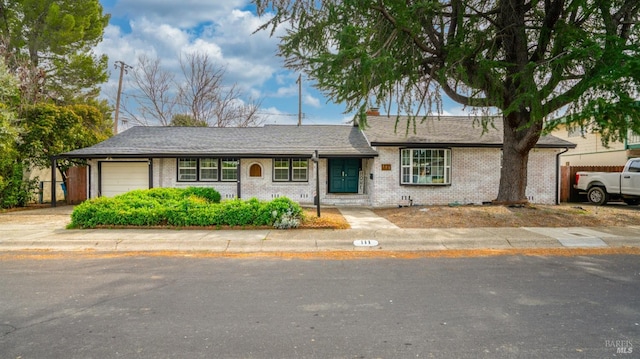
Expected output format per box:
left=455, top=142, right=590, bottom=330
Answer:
left=53, top=115, right=575, bottom=207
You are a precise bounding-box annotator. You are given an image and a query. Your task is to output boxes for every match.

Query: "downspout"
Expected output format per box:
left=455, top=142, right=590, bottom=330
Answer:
left=87, top=163, right=92, bottom=199
left=237, top=159, right=242, bottom=199
left=555, top=148, right=570, bottom=205
left=148, top=158, right=153, bottom=189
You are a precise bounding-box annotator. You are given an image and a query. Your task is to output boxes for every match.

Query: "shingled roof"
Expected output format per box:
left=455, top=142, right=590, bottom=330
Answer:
left=362, top=116, right=576, bottom=148
left=60, top=125, right=379, bottom=158
left=60, top=116, right=575, bottom=159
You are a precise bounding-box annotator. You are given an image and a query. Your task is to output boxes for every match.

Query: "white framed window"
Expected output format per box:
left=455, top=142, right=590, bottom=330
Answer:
left=273, top=158, right=309, bottom=182
left=400, top=149, right=451, bottom=185
left=292, top=159, right=308, bottom=181
left=177, top=158, right=237, bottom=182
left=628, top=130, right=640, bottom=146
left=199, top=158, right=218, bottom=181
left=221, top=159, right=238, bottom=181
left=273, top=158, right=289, bottom=181
left=178, top=158, right=197, bottom=181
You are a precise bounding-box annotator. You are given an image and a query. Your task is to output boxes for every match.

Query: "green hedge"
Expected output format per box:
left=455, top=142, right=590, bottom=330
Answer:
left=69, top=187, right=303, bottom=229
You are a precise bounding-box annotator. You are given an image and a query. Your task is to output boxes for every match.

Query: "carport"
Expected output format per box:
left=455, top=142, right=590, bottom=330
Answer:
left=50, top=155, right=153, bottom=207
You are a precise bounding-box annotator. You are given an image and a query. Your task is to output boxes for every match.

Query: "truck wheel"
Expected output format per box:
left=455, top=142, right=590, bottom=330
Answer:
left=587, top=187, right=609, bottom=205
left=623, top=199, right=640, bottom=206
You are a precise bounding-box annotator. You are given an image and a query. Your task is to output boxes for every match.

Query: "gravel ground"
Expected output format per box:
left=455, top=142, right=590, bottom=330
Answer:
left=374, top=202, right=640, bottom=228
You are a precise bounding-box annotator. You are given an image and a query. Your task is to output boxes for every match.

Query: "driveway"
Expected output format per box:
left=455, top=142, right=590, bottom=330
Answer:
left=0, top=206, right=73, bottom=229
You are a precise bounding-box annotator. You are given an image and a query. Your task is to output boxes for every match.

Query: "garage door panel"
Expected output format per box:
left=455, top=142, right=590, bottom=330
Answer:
left=101, top=162, right=149, bottom=197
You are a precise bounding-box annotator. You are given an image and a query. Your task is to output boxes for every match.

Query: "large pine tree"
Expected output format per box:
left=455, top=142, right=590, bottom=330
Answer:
left=0, top=0, right=110, bottom=102
left=256, top=0, right=640, bottom=204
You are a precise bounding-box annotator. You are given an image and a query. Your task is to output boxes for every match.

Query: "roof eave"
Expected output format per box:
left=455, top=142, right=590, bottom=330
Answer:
left=369, top=142, right=576, bottom=149
left=370, top=142, right=502, bottom=148
left=57, top=152, right=379, bottom=159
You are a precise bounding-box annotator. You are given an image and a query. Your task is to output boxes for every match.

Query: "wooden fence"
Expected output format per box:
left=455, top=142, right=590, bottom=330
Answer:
left=65, top=166, right=87, bottom=204
left=560, top=165, right=624, bottom=202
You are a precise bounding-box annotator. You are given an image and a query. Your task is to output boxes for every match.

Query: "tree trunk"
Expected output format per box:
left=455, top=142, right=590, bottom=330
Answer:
left=495, top=111, right=542, bottom=204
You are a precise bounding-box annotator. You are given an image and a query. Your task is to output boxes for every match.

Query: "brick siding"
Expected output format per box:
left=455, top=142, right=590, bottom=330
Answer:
left=87, top=148, right=560, bottom=207
left=368, top=147, right=559, bottom=207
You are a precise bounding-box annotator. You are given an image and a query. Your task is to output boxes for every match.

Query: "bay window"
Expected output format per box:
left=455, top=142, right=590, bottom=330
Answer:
left=401, top=149, right=451, bottom=185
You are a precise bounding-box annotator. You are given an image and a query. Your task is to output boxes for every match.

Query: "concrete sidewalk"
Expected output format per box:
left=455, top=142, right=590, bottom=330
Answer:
left=0, top=206, right=639, bottom=253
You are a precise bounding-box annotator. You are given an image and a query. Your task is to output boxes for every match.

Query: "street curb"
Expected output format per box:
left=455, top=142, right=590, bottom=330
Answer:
left=2, top=247, right=640, bottom=260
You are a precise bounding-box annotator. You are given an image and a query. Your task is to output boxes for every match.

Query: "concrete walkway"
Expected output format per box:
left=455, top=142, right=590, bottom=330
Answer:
left=0, top=206, right=639, bottom=253
left=337, top=207, right=399, bottom=229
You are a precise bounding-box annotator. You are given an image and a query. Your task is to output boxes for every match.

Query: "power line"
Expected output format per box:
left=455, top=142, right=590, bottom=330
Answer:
left=254, top=112, right=300, bottom=116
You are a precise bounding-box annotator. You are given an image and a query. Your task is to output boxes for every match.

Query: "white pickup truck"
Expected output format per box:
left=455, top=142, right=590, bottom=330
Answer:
left=575, top=158, right=640, bottom=205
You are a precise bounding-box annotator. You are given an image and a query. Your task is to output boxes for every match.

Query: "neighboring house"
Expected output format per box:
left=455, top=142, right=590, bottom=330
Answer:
left=551, top=124, right=640, bottom=166
left=54, top=115, right=575, bottom=207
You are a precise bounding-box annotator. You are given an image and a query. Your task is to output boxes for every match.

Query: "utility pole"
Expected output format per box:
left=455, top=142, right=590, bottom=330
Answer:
left=114, top=60, right=132, bottom=134
left=296, top=74, right=302, bottom=126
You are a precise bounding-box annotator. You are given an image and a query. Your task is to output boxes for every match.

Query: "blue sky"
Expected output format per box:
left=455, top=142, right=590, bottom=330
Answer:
left=96, top=0, right=468, bottom=127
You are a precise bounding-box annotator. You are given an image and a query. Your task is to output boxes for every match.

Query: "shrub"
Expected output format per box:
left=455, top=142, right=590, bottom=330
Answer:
left=69, top=187, right=302, bottom=229
left=218, top=198, right=258, bottom=226
left=273, top=209, right=301, bottom=229
left=115, top=187, right=221, bottom=204
left=124, top=187, right=182, bottom=201
left=266, top=197, right=304, bottom=229
left=0, top=162, right=38, bottom=208
left=183, top=187, right=221, bottom=203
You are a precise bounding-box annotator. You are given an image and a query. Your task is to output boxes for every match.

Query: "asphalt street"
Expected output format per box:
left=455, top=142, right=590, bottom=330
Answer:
left=1, top=255, right=638, bottom=358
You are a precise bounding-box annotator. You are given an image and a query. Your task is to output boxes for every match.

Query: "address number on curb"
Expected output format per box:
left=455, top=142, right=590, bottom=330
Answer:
left=353, top=239, right=379, bottom=247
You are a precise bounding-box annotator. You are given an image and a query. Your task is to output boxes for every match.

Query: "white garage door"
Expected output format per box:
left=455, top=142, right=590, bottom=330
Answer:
left=101, top=162, right=149, bottom=197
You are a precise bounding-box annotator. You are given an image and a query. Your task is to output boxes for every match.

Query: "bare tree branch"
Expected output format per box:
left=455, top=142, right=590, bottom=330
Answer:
left=124, top=52, right=264, bottom=127
left=122, top=55, right=175, bottom=126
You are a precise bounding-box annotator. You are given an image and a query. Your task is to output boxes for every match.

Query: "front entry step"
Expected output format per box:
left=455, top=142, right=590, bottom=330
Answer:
left=323, top=194, right=370, bottom=207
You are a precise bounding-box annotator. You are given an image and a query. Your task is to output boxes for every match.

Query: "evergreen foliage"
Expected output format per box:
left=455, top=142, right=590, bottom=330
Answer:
left=255, top=0, right=640, bottom=203
left=70, top=187, right=304, bottom=229
left=0, top=0, right=110, bottom=102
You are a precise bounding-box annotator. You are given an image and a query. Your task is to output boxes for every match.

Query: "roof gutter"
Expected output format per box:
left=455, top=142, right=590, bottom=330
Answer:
left=56, top=153, right=378, bottom=159
left=370, top=142, right=576, bottom=149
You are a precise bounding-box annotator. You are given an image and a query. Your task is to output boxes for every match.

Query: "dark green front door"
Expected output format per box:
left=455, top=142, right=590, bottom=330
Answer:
left=329, top=158, right=360, bottom=193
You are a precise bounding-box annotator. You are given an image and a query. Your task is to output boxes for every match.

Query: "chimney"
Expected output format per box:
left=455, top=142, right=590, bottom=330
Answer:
left=366, top=107, right=380, bottom=116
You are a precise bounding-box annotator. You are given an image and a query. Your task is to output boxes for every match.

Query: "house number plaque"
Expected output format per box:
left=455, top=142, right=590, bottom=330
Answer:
left=381, top=164, right=391, bottom=171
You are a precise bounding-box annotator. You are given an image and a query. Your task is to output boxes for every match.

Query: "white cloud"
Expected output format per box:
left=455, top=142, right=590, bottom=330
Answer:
left=101, top=2, right=286, bottom=95
left=304, top=94, right=321, bottom=108
left=97, top=0, right=345, bottom=125
left=259, top=107, right=301, bottom=125
left=273, top=84, right=298, bottom=98
left=111, top=0, right=247, bottom=28
left=182, top=39, right=224, bottom=62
